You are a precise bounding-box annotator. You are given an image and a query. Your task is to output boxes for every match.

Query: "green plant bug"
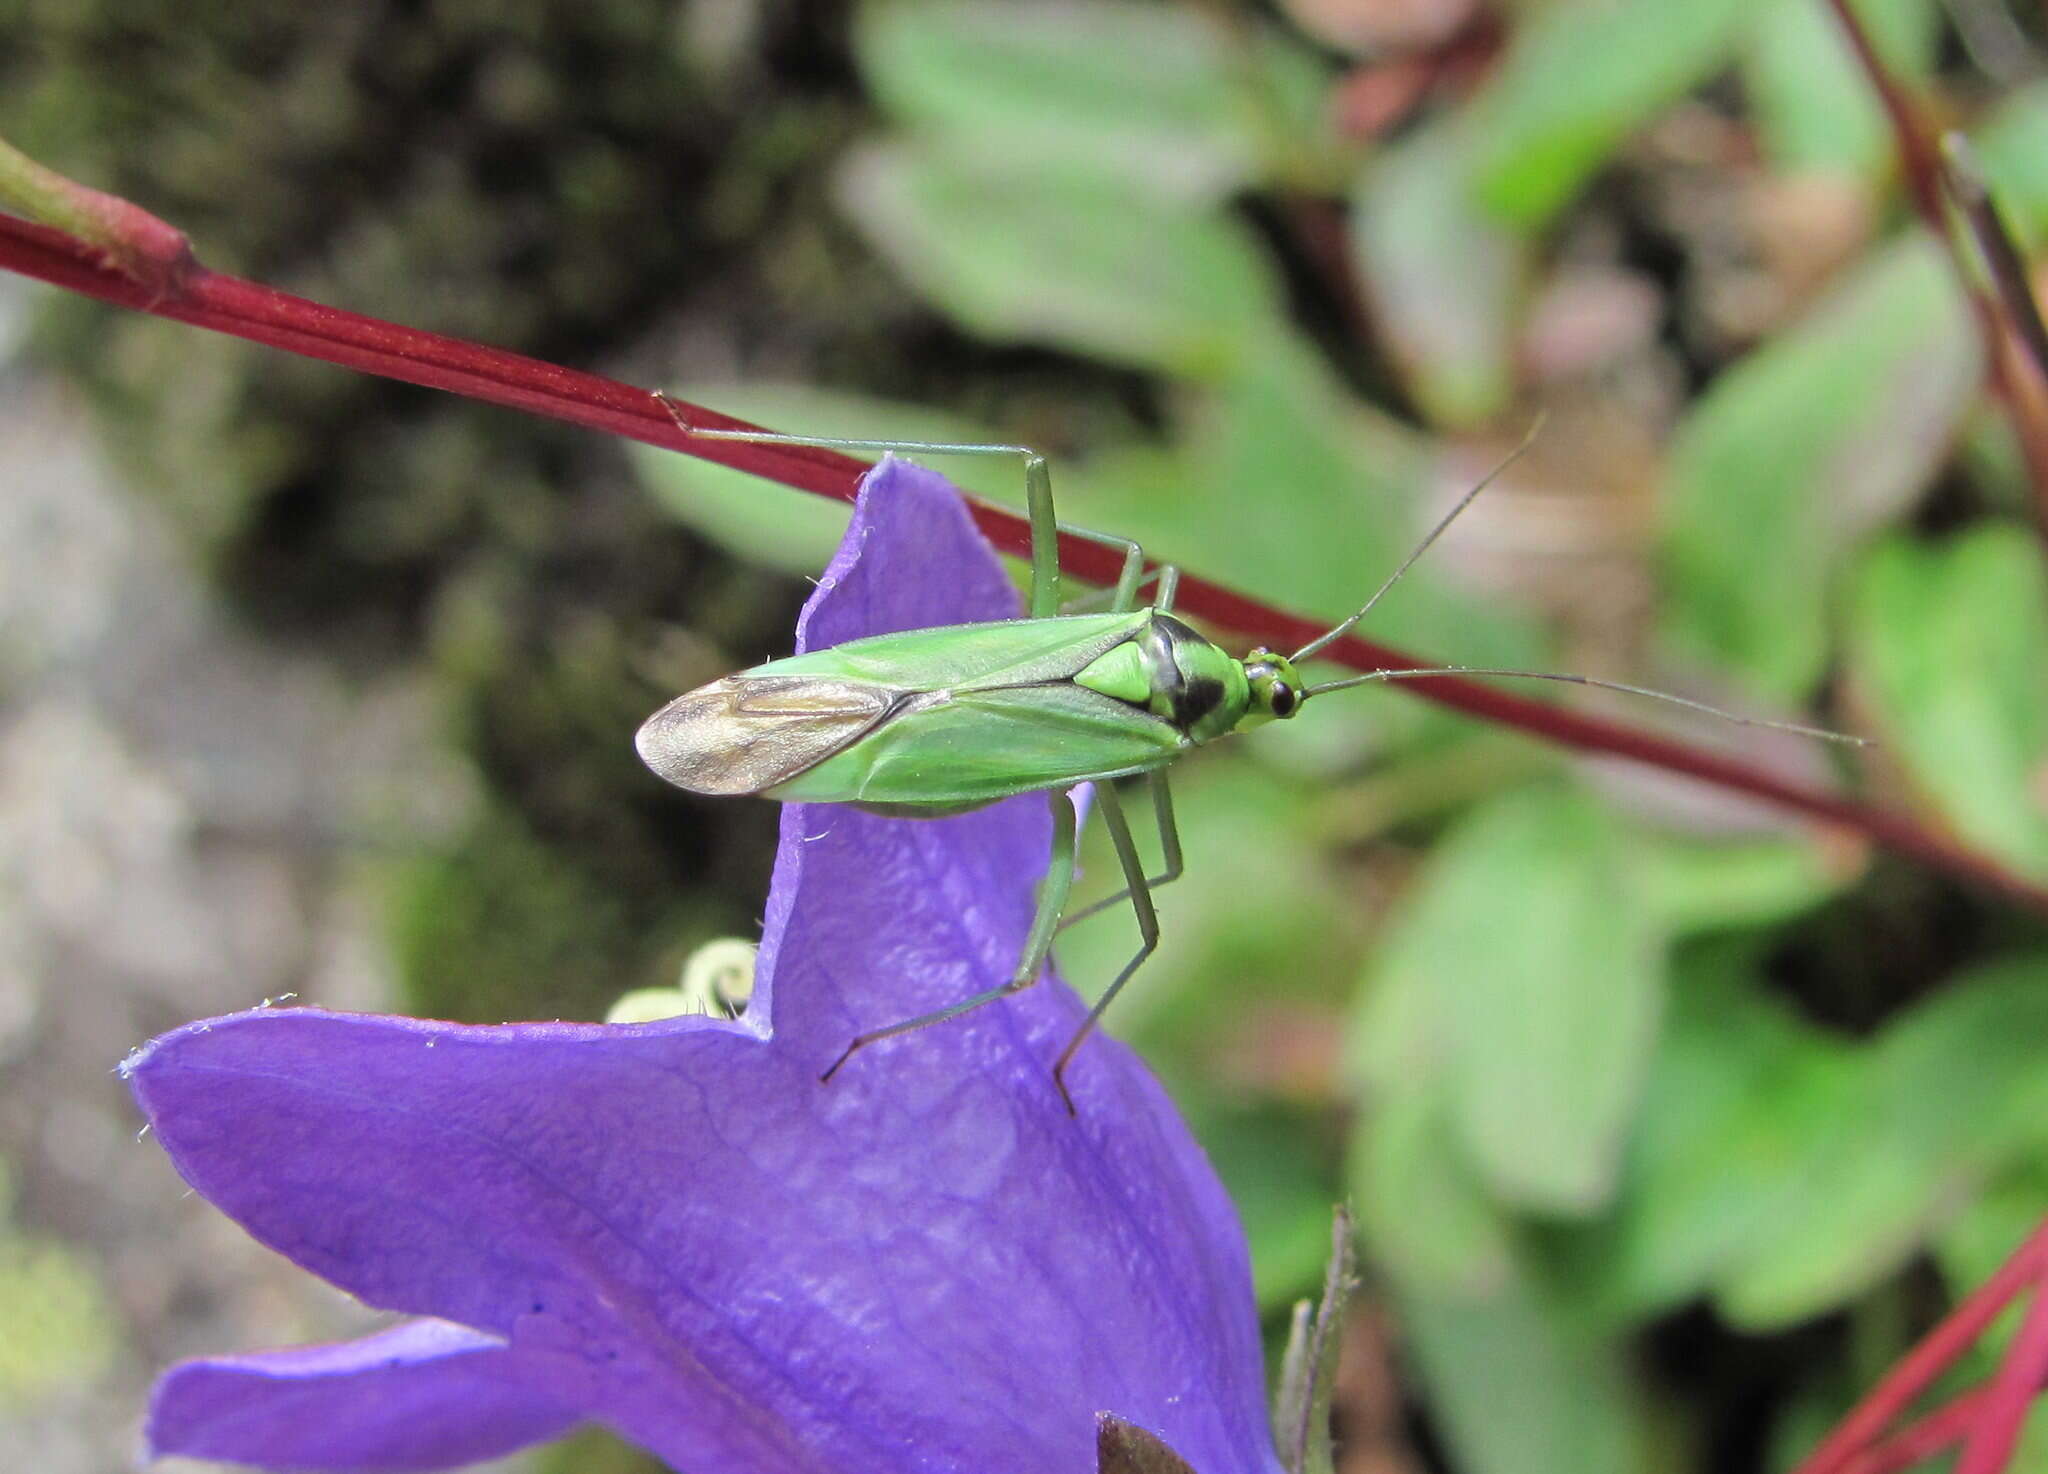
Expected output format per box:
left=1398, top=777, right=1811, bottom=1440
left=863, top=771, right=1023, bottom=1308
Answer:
left=636, top=401, right=1862, bottom=1111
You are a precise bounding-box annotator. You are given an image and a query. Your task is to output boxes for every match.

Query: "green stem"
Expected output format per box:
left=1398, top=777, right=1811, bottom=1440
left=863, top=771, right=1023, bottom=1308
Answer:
left=0, top=134, right=190, bottom=296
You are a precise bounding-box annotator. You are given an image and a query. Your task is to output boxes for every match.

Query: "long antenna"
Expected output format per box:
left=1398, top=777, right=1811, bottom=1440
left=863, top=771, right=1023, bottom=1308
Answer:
left=1291, top=415, right=1547, bottom=664
left=1302, top=666, right=1870, bottom=746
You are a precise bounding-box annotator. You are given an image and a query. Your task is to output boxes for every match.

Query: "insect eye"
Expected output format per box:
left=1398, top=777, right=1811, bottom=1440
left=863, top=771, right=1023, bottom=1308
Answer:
left=1269, top=682, right=1297, bottom=717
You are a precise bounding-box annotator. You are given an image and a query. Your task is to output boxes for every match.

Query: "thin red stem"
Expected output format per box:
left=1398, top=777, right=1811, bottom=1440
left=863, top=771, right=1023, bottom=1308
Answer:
left=1822, top=0, right=2048, bottom=533
left=1840, top=1389, right=1990, bottom=1474
left=1794, top=1221, right=2048, bottom=1474
left=4, top=208, right=2048, bottom=913
left=1943, top=136, right=2048, bottom=395
left=1954, top=1268, right=2048, bottom=1474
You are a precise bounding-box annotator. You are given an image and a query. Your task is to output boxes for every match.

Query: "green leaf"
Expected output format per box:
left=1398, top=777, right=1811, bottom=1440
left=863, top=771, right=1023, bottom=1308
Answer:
left=1934, top=1154, right=2048, bottom=1307
left=1351, top=1086, right=1515, bottom=1296
left=1746, top=0, right=1939, bottom=179
left=1400, top=1272, right=1647, bottom=1474
left=1362, top=785, right=1667, bottom=1215
left=1469, top=0, right=1757, bottom=228
left=1349, top=115, right=1525, bottom=427
left=1659, top=232, right=1976, bottom=699
left=1717, top=954, right=2048, bottom=1327
left=1580, top=953, right=1859, bottom=1319
left=1636, top=831, right=1859, bottom=935
left=1346, top=904, right=1444, bottom=1097
left=629, top=384, right=1004, bottom=575
left=1969, top=81, right=2048, bottom=245
left=0, top=1159, right=116, bottom=1403
left=837, top=140, right=1285, bottom=379
left=1847, top=526, right=2048, bottom=877
left=855, top=0, right=1326, bottom=203
left=1194, top=1108, right=1346, bottom=1310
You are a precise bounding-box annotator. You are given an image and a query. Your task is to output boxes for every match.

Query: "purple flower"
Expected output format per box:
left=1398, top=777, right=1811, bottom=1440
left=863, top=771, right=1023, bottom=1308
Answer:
left=126, top=458, right=1283, bottom=1474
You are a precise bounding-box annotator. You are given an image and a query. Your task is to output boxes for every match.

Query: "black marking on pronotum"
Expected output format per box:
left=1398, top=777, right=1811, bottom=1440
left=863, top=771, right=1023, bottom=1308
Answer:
left=1137, top=614, right=1226, bottom=734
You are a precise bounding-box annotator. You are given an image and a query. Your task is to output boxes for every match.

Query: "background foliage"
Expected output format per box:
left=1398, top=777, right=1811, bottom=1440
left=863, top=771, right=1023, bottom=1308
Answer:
left=5, top=2, right=2048, bottom=1472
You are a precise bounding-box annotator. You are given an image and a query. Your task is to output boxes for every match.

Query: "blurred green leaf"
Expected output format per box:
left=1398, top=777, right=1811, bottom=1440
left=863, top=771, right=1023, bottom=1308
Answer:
left=1659, top=232, right=1976, bottom=699
left=1970, top=81, right=2048, bottom=244
left=1636, top=831, right=1858, bottom=935
left=1401, top=1271, right=1647, bottom=1474
left=1934, top=1154, right=2048, bottom=1307
left=856, top=0, right=1327, bottom=203
left=1350, top=115, right=1525, bottom=427
left=1347, top=903, right=1445, bottom=1097
left=1065, top=337, right=1422, bottom=611
left=0, top=1160, right=117, bottom=1406
left=1746, top=0, right=1938, bottom=179
left=1717, top=954, right=2048, bottom=1327
left=1847, top=526, right=2048, bottom=878
left=1351, top=1086, right=1515, bottom=1296
left=1469, top=0, right=1756, bottom=228
left=538, top=1427, right=670, bottom=1474
left=631, top=384, right=1007, bottom=575
left=1576, top=952, right=1858, bottom=1319
left=1358, top=784, right=1667, bottom=1215
left=1199, top=1107, right=1348, bottom=1308
left=837, top=140, right=1285, bottom=379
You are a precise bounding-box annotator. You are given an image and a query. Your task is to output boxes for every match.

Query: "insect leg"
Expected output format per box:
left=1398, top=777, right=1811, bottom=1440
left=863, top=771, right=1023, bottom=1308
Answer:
left=1058, top=773, right=1182, bottom=930
left=1016, top=466, right=1153, bottom=620
left=656, top=395, right=1040, bottom=466
left=819, top=789, right=1080, bottom=1084
left=1052, top=780, right=1162, bottom=1113
left=655, top=396, right=1161, bottom=619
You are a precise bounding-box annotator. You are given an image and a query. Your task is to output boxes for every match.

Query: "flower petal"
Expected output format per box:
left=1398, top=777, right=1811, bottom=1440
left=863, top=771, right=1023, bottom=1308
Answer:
left=146, top=1319, right=580, bottom=1473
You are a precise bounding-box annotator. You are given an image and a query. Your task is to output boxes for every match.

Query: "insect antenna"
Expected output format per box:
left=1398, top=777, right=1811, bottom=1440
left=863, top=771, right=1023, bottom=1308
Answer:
left=1301, top=667, right=1870, bottom=747
left=1291, top=415, right=1546, bottom=664
left=1288, top=417, right=1867, bottom=748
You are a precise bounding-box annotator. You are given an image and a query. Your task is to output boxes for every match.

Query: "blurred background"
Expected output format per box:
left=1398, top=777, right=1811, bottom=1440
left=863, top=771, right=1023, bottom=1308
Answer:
left=4, top=1, right=2048, bottom=1471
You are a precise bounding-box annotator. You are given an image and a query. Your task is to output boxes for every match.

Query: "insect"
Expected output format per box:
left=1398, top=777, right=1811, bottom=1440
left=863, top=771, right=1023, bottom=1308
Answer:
left=637, top=403, right=1860, bottom=1110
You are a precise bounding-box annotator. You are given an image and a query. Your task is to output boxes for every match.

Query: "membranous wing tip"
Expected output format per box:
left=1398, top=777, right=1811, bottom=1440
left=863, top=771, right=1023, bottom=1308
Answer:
left=635, top=674, right=897, bottom=796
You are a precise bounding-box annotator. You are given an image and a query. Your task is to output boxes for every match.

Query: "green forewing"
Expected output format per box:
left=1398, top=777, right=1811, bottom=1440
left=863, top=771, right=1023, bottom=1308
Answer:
left=766, top=681, right=1187, bottom=806
left=755, top=610, right=1151, bottom=690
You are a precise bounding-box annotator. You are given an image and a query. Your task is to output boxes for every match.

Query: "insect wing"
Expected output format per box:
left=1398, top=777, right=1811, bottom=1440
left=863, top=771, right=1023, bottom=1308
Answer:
left=759, top=610, right=1149, bottom=692
left=635, top=674, right=897, bottom=795
left=766, top=681, right=1185, bottom=807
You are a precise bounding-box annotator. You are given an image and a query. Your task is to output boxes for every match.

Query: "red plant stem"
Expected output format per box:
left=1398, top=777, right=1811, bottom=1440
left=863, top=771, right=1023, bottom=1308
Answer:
left=1821, top=0, right=1944, bottom=223
left=1821, top=0, right=2048, bottom=533
left=1943, top=135, right=2048, bottom=394
left=4, top=208, right=2048, bottom=912
left=1954, top=1269, right=2048, bottom=1474
left=1794, top=1221, right=2048, bottom=1474
left=1840, top=1389, right=1990, bottom=1474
